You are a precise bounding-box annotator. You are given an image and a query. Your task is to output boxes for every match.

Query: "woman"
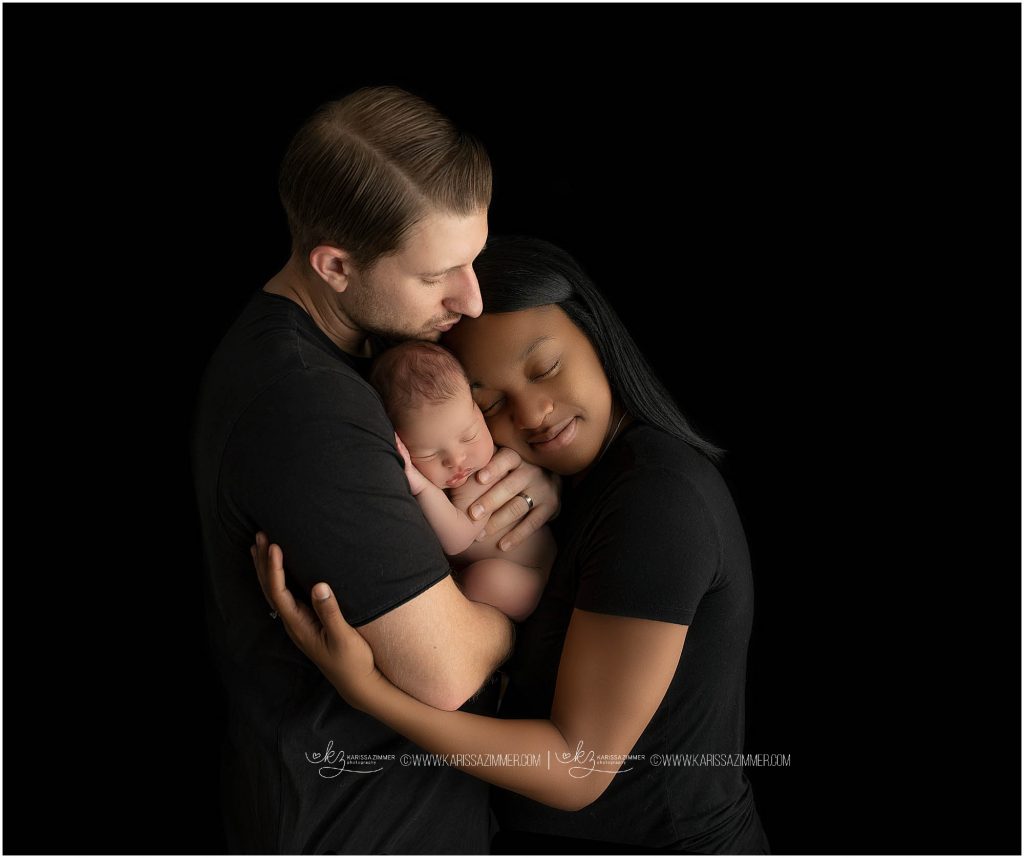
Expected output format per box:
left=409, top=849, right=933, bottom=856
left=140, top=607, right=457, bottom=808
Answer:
left=253, top=237, right=770, bottom=853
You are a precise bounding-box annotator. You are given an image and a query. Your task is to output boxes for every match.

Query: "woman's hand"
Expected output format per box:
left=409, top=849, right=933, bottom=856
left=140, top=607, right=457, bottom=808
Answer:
left=395, top=432, right=430, bottom=496
left=468, top=448, right=561, bottom=551
left=251, top=532, right=385, bottom=712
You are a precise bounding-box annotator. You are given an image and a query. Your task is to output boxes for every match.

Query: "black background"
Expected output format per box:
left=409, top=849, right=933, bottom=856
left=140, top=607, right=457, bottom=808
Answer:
left=2, top=4, right=1020, bottom=855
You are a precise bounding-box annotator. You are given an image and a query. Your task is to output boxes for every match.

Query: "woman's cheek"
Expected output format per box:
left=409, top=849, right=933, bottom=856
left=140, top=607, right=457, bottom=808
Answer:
left=485, top=420, right=509, bottom=450
left=488, top=423, right=531, bottom=464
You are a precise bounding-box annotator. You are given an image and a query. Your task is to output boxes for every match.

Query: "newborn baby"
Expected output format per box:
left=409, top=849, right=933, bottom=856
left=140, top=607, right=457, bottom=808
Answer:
left=370, top=341, right=555, bottom=622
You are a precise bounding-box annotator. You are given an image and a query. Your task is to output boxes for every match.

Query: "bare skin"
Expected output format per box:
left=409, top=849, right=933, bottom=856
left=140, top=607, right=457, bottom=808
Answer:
left=265, top=209, right=489, bottom=354
left=264, top=218, right=559, bottom=553
left=255, top=210, right=560, bottom=710
left=252, top=538, right=686, bottom=810
left=395, top=427, right=555, bottom=622
left=252, top=305, right=689, bottom=809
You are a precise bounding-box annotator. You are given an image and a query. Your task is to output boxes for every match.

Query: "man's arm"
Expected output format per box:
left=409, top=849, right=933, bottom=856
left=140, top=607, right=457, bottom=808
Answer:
left=252, top=544, right=684, bottom=811
left=356, top=575, right=514, bottom=711
left=310, top=428, right=512, bottom=710
left=359, top=609, right=686, bottom=811
left=237, top=374, right=514, bottom=713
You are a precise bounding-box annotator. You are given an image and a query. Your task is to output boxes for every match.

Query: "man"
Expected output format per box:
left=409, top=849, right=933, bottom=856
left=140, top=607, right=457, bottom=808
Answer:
left=192, top=87, right=557, bottom=854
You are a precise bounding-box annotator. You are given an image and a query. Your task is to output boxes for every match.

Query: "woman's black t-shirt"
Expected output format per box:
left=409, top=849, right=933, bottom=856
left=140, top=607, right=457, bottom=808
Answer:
left=493, top=422, right=769, bottom=853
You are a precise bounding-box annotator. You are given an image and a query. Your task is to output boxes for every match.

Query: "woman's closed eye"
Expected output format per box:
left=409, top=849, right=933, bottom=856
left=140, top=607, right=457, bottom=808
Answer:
left=480, top=361, right=561, bottom=415
left=532, top=360, right=560, bottom=381
left=480, top=397, right=504, bottom=416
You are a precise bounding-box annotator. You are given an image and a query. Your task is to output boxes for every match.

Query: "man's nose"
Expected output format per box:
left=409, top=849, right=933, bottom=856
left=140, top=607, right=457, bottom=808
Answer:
left=443, top=267, right=483, bottom=318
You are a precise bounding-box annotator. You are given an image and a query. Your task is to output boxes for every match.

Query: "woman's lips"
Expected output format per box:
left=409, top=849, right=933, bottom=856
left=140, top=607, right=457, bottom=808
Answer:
left=529, top=417, right=578, bottom=453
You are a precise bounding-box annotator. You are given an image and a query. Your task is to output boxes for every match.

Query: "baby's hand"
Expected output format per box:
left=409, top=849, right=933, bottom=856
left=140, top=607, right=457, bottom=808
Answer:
left=395, top=433, right=430, bottom=496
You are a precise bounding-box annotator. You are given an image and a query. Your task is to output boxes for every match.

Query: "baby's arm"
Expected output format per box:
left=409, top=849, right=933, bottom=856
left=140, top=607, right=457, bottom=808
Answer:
left=395, top=434, right=492, bottom=556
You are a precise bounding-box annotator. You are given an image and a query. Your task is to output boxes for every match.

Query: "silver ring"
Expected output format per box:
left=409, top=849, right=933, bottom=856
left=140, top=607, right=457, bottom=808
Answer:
left=518, top=491, right=534, bottom=511
left=269, top=610, right=279, bottom=620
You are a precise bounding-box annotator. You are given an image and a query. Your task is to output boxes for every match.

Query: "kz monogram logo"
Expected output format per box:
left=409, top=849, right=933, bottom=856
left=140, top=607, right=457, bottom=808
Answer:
left=305, top=740, right=393, bottom=777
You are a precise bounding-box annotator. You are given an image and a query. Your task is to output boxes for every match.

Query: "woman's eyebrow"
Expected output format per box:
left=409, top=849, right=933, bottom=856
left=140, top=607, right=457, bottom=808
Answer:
left=519, top=336, right=555, bottom=363
left=468, top=336, right=555, bottom=389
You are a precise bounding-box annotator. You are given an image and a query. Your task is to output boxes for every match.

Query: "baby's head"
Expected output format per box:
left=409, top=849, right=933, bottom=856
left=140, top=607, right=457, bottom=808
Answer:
left=370, top=341, right=495, bottom=490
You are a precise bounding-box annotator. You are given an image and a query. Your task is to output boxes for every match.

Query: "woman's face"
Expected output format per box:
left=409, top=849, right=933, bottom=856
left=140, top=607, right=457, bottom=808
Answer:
left=443, top=305, right=615, bottom=476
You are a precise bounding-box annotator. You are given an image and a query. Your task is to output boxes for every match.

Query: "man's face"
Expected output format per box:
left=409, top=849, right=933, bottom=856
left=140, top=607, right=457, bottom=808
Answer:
left=344, top=209, right=488, bottom=342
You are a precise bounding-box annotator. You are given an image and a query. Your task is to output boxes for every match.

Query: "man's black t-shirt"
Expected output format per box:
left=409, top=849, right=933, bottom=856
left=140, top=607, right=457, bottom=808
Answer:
left=192, top=291, right=491, bottom=854
left=493, top=422, right=770, bottom=853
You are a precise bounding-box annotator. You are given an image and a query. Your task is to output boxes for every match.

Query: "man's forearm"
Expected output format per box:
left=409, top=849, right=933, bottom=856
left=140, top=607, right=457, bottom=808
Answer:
left=359, top=576, right=514, bottom=712
left=444, top=598, right=514, bottom=708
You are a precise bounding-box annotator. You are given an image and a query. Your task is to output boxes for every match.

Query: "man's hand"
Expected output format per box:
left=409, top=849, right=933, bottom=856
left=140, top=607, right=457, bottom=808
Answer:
left=395, top=432, right=430, bottom=496
left=467, top=448, right=561, bottom=552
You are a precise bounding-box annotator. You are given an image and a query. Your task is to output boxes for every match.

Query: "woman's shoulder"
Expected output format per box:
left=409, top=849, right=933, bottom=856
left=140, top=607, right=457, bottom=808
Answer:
left=586, top=422, right=747, bottom=562
left=610, top=421, right=725, bottom=492
left=587, top=421, right=745, bottom=537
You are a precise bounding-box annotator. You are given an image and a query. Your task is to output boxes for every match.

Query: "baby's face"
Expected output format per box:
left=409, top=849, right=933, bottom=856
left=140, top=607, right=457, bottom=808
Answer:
left=397, top=387, right=495, bottom=490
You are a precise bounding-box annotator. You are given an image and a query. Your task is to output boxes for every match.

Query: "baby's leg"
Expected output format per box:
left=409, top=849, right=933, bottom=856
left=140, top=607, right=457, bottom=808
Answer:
left=496, top=524, right=557, bottom=573
left=458, top=559, right=548, bottom=622
left=458, top=523, right=557, bottom=572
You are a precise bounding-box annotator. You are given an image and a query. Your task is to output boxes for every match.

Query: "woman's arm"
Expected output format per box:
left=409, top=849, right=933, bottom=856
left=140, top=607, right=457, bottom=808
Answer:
left=254, top=540, right=686, bottom=811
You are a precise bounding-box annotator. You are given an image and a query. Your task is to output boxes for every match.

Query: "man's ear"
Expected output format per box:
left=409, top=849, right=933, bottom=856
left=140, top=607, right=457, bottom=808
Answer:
left=308, top=245, right=355, bottom=294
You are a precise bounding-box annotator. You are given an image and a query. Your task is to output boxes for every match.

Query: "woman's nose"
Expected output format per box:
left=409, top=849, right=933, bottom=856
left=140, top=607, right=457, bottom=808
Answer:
left=511, top=393, right=554, bottom=432
left=442, top=267, right=483, bottom=319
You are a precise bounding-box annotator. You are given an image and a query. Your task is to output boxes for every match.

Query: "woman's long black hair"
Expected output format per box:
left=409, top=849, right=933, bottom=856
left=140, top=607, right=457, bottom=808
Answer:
left=472, top=235, right=723, bottom=462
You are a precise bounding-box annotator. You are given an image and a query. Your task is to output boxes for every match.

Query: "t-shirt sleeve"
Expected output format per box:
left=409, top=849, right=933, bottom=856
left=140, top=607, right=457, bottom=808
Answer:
left=575, top=467, right=721, bottom=625
left=222, top=368, right=451, bottom=627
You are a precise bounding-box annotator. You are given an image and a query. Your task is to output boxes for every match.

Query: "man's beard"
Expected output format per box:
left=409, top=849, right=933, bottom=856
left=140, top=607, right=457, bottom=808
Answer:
left=359, top=314, right=452, bottom=346
left=344, top=271, right=459, bottom=346
left=349, top=299, right=457, bottom=349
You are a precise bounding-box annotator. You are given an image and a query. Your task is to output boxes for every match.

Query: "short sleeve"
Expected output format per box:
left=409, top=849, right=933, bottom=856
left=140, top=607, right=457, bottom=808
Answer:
left=222, top=368, right=451, bottom=627
left=575, top=467, right=720, bottom=625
